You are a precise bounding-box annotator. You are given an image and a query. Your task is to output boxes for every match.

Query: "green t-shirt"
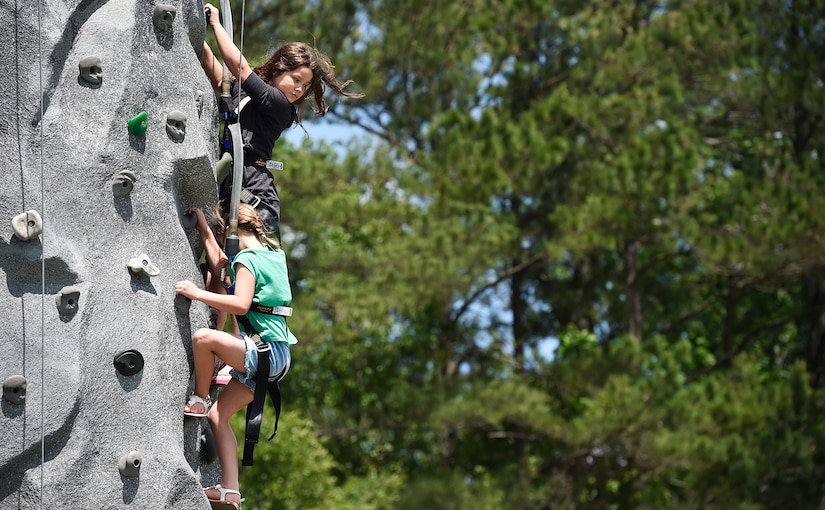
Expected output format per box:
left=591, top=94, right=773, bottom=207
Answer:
left=231, top=247, right=296, bottom=344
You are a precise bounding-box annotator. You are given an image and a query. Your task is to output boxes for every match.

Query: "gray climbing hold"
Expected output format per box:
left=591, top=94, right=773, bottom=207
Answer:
left=56, top=285, right=81, bottom=316
left=114, top=350, right=144, bottom=376
left=152, top=4, right=176, bottom=31
left=174, top=293, right=191, bottom=315
left=118, top=450, right=143, bottom=477
left=165, top=111, right=187, bottom=141
left=194, top=89, right=204, bottom=118
left=2, top=375, right=27, bottom=405
left=127, top=253, right=160, bottom=276
left=181, top=211, right=198, bottom=229
left=78, top=56, right=103, bottom=85
left=11, top=210, right=43, bottom=241
left=112, top=170, right=137, bottom=198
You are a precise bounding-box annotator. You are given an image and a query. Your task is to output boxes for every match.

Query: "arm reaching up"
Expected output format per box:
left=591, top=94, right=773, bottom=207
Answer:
left=203, top=3, right=253, bottom=84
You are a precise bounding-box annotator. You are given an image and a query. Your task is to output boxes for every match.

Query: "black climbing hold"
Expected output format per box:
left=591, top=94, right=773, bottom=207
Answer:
left=2, top=375, right=27, bottom=405
left=114, top=350, right=144, bottom=376
left=174, top=293, right=191, bottom=315
left=200, top=425, right=218, bottom=464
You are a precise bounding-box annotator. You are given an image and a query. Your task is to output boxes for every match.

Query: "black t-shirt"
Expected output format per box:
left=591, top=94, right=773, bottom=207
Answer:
left=231, top=72, right=296, bottom=162
left=219, top=73, right=297, bottom=222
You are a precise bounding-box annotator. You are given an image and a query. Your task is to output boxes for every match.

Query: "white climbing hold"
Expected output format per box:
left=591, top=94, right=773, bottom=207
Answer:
left=11, top=210, right=43, bottom=241
left=127, top=253, right=160, bottom=276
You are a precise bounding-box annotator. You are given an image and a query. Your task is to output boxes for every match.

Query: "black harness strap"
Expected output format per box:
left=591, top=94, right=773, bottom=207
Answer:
left=236, top=313, right=285, bottom=467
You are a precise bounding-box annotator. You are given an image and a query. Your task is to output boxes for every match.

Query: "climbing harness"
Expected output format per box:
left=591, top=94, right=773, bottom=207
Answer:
left=251, top=304, right=293, bottom=317
left=232, top=305, right=292, bottom=467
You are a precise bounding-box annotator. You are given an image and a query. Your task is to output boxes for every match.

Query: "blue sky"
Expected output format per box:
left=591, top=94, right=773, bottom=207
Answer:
left=282, top=119, right=358, bottom=146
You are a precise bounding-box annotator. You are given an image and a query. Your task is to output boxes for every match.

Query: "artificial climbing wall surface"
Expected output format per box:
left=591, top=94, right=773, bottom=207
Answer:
left=0, top=0, right=222, bottom=508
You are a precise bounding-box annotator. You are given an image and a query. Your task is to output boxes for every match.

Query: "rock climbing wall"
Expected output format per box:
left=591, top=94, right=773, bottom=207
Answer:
left=0, top=0, right=220, bottom=507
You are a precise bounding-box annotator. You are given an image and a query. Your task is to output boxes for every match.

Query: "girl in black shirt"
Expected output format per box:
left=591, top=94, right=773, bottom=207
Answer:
left=201, top=2, right=363, bottom=240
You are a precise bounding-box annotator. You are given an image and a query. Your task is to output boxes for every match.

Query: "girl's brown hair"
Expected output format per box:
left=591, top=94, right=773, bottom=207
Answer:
left=254, top=42, right=364, bottom=124
left=214, top=204, right=280, bottom=251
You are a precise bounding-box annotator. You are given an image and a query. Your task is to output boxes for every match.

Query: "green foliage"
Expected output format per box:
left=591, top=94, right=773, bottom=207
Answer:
left=235, top=410, right=403, bottom=510
left=397, top=468, right=507, bottom=510
left=222, top=0, right=825, bottom=507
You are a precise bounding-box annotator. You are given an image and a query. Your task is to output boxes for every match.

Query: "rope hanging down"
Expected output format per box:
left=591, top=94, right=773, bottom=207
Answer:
left=36, top=0, right=47, bottom=507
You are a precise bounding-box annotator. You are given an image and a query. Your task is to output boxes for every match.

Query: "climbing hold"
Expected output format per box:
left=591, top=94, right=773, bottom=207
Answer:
left=181, top=211, right=198, bottom=229
left=165, top=111, right=187, bottom=141
left=11, top=210, right=43, bottom=241
left=194, top=89, right=204, bottom=118
left=152, top=4, right=176, bottom=31
left=127, top=253, right=160, bottom=276
left=113, top=350, right=144, bottom=376
left=78, top=56, right=103, bottom=85
left=200, top=425, right=218, bottom=464
left=127, top=111, right=148, bottom=136
left=2, top=375, right=27, bottom=405
left=174, top=293, right=191, bottom=315
left=56, top=285, right=81, bottom=316
left=215, top=152, right=233, bottom=184
left=112, top=170, right=137, bottom=198
left=118, top=450, right=143, bottom=477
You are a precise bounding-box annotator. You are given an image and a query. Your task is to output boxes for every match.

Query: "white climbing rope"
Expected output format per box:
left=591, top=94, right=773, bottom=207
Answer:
left=36, top=0, right=46, bottom=508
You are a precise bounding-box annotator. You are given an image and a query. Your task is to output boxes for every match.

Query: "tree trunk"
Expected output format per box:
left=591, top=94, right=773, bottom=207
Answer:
left=803, top=271, right=825, bottom=387
left=624, top=239, right=642, bottom=340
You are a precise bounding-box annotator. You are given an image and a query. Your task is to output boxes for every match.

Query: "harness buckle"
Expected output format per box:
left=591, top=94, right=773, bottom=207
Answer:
left=240, top=188, right=262, bottom=208
left=271, top=306, right=293, bottom=317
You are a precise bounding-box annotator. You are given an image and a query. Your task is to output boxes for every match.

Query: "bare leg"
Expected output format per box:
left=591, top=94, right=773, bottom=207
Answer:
left=184, top=328, right=247, bottom=415
left=206, top=379, right=253, bottom=505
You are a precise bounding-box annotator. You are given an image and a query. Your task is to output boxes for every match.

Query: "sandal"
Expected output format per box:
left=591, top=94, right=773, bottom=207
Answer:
left=183, top=394, right=211, bottom=418
left=204, top=484, right=244, bottom=509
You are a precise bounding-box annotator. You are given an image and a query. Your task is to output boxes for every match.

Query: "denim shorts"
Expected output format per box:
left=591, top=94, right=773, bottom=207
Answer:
left=230, top=333, right=291, bottom=393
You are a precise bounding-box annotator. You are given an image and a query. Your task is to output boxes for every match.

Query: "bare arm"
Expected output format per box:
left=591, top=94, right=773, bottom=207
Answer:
left=204, top=3, right=253, bottom=84
left=200, top=41, right=222, bottom=91
left=176, top=264, right=255, bottom=316
left=191, top=208, right=227, bottom=275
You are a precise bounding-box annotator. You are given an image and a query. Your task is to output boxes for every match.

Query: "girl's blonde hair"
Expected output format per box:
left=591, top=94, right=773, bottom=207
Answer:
left=213, top=203, right=280, bottom=251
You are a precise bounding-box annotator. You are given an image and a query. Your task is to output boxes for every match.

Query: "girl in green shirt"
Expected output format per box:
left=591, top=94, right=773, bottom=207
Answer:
left=175, top=203, right=295, bottom=509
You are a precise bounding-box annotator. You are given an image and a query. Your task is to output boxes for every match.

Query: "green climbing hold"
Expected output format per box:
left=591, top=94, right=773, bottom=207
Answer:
left=127, top=111, right=148, bottom=136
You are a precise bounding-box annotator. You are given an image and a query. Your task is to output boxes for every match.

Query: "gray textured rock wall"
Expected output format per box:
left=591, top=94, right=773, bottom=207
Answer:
left=1, top=0, right=220, bottom=508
